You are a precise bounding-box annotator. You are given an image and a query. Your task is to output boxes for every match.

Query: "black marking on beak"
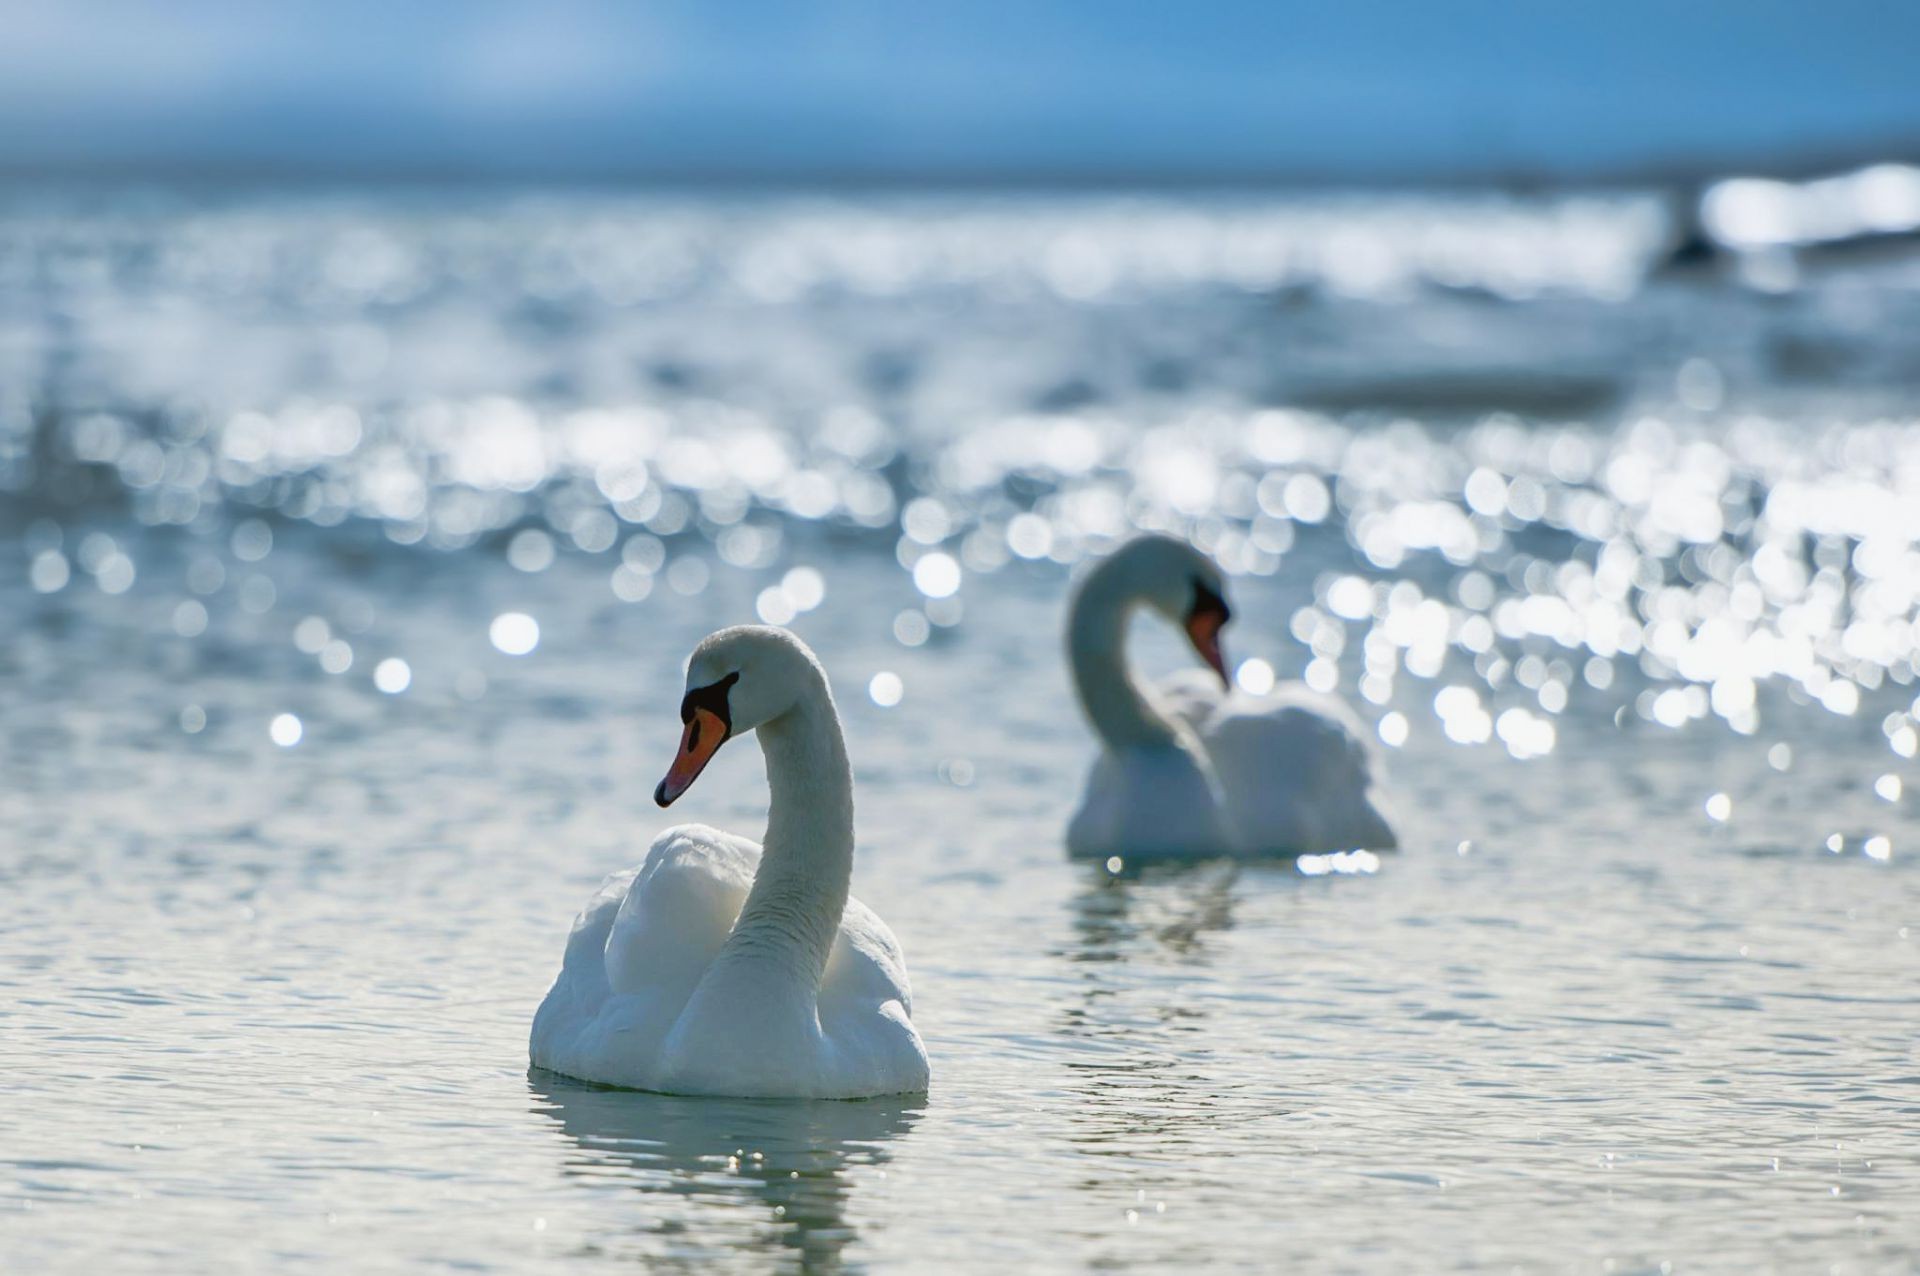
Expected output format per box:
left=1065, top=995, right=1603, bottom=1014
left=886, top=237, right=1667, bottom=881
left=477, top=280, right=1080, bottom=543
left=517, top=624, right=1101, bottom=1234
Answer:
left=1189, top=578, right=1230, bottom=629
left=655, top=671, right=741, bottom=807
left=1185, top=576, right=1232, bottom=685
left=678, top=671, right=740, bottom=731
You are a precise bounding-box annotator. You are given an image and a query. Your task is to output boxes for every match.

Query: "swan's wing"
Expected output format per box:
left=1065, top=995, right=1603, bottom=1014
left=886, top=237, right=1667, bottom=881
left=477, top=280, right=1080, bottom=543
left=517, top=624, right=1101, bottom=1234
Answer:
left=536, top=865, right=639, bottom=1017
left=530, top=824, right=758, bottom=1083
left=818, top=893, right=931, bottom=1095
left=821, top=894, right=913, bottom=1015
left=1197, top=685, right=1398, bottom=853
left=604, top=824, right=758, bottom=997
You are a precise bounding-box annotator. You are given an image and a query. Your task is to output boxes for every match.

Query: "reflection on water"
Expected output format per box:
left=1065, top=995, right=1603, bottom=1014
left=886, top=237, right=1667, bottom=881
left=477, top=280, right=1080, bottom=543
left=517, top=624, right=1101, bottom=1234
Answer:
left=1066, top=863, right=1242, bottom=967
left=1058, top=866, right=1289, bottom=1149
left=530, top=1073, right=921, bottom=1272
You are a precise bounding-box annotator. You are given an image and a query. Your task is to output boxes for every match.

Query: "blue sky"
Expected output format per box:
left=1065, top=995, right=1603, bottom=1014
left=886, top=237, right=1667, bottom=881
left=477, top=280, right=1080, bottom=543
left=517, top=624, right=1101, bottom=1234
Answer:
left=2, top=0, right=1917, bottom=181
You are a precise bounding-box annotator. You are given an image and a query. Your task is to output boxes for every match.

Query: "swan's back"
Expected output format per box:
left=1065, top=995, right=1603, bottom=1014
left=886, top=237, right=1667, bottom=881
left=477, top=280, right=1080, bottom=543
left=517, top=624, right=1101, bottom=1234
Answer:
left=1193, top=682, right=1397, bottom=853
left=530, top=824, right=926, bottom=1096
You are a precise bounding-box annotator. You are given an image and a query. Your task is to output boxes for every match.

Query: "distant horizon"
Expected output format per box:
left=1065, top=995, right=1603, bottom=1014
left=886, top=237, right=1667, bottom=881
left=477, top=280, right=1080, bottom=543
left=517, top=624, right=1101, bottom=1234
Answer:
left=4, top=131, right=1917, bottom=194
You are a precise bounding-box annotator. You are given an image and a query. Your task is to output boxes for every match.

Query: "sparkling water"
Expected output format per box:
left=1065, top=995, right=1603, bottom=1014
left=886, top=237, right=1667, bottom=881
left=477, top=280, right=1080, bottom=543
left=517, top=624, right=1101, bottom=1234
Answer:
left=3, top=188, right=1917, bottom=1272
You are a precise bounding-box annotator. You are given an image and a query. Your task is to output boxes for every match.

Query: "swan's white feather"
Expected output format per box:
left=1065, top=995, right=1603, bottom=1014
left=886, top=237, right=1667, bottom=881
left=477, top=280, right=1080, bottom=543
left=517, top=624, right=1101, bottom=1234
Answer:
left=1066, top=738, right=1235, bottom=860
left=531, top=823, right=927, bottom=1098
left=1157, top=669, right=1397, bottom=854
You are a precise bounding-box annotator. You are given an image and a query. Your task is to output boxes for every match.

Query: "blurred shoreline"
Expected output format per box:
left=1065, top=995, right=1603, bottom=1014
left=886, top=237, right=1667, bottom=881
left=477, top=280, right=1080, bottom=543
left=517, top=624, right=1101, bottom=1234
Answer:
left=3, top=139, right=1917, bottom=193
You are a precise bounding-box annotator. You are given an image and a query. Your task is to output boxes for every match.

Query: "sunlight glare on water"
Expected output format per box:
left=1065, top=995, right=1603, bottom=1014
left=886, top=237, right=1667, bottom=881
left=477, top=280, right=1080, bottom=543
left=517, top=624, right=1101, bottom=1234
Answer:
left=1, top=190, right=1918, bottom=1272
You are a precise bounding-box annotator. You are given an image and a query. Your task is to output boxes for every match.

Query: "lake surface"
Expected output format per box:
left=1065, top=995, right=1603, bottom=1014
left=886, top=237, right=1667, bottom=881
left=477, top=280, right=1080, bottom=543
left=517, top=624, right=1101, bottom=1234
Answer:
left=2, top=188, right=1918, bottom=1272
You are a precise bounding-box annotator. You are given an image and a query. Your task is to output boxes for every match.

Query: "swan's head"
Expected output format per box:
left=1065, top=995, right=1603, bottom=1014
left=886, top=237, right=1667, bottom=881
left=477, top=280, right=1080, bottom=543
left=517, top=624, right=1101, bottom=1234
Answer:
left=1102, top=533, right=1233, bottom=685
left=655, top=625, right=826, bottom=807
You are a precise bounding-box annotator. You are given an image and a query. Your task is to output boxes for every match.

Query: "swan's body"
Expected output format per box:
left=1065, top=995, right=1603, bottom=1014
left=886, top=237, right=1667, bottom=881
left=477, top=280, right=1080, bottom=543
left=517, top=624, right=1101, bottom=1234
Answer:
left=1066, top=536, right=1396, bottom=860
left=531, top=627, right=929, bottom=1099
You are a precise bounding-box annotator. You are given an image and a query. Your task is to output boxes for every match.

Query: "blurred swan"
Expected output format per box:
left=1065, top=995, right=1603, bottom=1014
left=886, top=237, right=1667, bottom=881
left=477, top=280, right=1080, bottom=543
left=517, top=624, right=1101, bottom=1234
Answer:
left=531, top=625, right=930, bottom=1099
left=1066, top=534, right=1396, bottom=860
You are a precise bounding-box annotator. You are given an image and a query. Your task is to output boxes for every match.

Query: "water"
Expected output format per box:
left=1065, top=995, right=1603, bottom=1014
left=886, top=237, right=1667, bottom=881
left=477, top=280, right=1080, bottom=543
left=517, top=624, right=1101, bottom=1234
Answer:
left=3, top=187, right=1919, bottom=1272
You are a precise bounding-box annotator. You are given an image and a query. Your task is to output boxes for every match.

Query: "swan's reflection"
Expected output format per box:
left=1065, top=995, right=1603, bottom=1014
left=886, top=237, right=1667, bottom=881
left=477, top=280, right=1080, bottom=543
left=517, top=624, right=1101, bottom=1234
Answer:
left=1053, top=859, right=1310, bottom=1210
left=530, top=1072, right=921, bottom=1272
left=1066, top=861, right=1242, bottom=970
left=1054, top=864, right=1252, bottom=1151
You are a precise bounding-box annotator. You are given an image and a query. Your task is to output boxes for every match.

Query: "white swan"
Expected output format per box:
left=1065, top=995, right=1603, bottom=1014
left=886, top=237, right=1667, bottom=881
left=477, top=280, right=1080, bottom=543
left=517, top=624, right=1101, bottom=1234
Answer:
left=1066, top=534, right=1397, bottom=860
left=531, top=625, right=930, bottom=1099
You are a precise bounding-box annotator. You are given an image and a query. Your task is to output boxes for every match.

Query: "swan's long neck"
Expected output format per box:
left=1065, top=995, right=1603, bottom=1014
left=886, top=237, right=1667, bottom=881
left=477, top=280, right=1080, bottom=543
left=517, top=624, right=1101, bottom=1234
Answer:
left=726, top=683, right=854, bottom=992
left=1068, top=568, right=1180, bottom=749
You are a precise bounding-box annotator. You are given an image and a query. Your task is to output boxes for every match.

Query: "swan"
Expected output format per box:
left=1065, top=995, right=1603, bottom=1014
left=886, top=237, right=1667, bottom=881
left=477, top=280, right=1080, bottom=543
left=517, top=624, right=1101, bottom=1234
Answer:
left=1065, top=533, right=1397, bottom=860
left=530, top=625, right=930, bottom=1099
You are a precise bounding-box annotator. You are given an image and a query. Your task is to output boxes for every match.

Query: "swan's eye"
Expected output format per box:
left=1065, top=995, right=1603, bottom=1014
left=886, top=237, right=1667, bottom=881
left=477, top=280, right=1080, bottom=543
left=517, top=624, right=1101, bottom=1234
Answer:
left=1190, top=578, right=1230, bottom=625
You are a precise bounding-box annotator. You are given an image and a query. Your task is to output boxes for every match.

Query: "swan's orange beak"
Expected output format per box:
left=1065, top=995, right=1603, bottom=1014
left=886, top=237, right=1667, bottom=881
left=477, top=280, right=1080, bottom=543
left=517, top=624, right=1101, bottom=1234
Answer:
left=1186, top=603, right=1230, bottom=687
left=655, top=707, right=728, bottom=807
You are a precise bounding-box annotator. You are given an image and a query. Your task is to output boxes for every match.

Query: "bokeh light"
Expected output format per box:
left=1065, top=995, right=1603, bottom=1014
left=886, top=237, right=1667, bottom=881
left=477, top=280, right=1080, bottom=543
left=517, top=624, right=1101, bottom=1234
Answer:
left=490, top=613, right=540, bottom=656
left=269, top=713, right=303, bottom=747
